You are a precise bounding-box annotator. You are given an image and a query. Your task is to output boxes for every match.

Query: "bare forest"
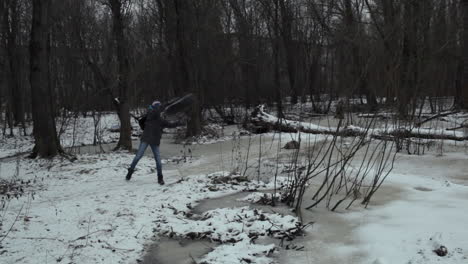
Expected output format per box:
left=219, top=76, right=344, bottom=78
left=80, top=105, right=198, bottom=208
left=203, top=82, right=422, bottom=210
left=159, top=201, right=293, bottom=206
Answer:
left=1, top=1, right=468, bottom=264
left=0, top=0, right=467, bottom=155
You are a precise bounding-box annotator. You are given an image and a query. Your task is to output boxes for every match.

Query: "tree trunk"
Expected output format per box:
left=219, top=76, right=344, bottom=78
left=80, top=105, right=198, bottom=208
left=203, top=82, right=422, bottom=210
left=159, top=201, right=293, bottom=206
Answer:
left=279, top=0, right=298, bottom=105
left=186, top=96, right=202, bottom=137
left=229, top=0, right=255, bottom=109
left=399, top=1, right=418, bottom=118
left=462, top=0, right=468, bottom=109
left=109, top=0, right=132, bottom=151
left=273, top=0, right=284, bottom=118
left=6, top=0, right=25, bottom=126
left=29, top=0, right=61, bottom=158
left=173, top=0, right=202, bottom=137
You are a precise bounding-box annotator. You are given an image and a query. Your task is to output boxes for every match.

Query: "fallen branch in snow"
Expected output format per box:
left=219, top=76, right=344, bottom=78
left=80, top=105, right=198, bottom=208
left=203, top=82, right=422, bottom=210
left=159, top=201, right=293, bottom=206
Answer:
left=134, top=225, right=145, bottom=239
left=358, top=113, right=392, bottom=119
left=250, top=105, right=468, bottom=141
left=9, top=236, right=65, bottom=241
left=250, top=105, right=365, bottom=137
left=102, top=241, right=135, bottom=252
left=415, top=110, right=459, bottom=127
left=446, top=125, right=464, bottom=131
left=70, top=229, right=113, bottom=242
left=373, top=129, right=468, bottom=141
left=85, top=216, right=91, bottom=246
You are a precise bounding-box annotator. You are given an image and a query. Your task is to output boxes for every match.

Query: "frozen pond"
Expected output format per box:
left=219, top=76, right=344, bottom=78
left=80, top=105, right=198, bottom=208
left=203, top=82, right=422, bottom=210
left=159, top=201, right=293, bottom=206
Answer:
left=142, top=190, right=293, bottom=264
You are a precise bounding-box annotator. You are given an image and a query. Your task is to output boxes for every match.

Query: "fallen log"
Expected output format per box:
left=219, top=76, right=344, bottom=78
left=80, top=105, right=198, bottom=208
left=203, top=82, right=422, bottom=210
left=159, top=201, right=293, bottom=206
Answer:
left=415, top=110, right=459, bottom=127
left=250, top=105, right=468, bottom=141
left=376, top=129, right=468, bottom=141
left=250, top=105, right=366, bottom=137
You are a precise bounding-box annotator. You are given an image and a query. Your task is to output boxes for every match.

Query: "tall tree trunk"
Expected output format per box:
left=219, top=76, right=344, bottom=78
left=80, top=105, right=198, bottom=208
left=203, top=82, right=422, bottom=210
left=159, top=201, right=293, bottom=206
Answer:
left=229, top=0, right=254, bottom=109
left=29, top=0, right=61, bottom=158
left=173, top=0, right=201, bottom=137
left=109, top=0, right=132, bottom=151
left=399, top=0, right=418, bottom=118
left=274, top=0, right=283, bottom=118
left=380, top=0, right=398, bottom=105
left=279, top=0, right=298, bottom=105
left=462, top=0, right=468, bottom=109
left=186, top=96, right=202, bottom=137
left=6, top=0, right=25, bottom=126
left=173, top=0, right=190, bottom=96
left=345, top=0, right=376, bottom=110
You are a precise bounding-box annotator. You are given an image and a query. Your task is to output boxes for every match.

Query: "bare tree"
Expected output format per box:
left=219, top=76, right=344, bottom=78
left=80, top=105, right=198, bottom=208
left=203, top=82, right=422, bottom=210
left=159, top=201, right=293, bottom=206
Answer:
left=109, top=0, right=132, bottom=151
left=229, top=0, right=258, bottom=110
left=5, top=0, right=25, bottom=127
left=29, top=0, right=62, bottom=158
left=1, top=0, right=467, bottom=147
left=462, top=0, right=468, bottom=109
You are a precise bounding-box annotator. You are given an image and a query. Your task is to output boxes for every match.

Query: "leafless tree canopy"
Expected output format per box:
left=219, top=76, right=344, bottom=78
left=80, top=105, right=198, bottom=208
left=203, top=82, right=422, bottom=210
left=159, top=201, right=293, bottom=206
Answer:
left=0, top=0, right=467, bottom=156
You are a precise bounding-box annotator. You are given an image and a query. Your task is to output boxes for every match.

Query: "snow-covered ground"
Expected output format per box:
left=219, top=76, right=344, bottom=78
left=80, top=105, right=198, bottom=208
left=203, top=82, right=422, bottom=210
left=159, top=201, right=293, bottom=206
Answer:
left=0, top=151, right=298, bottom=264
left=277, top=148, right=468, bottom=264
left=0, top=114, right=141, bottom=159
left=1, top=108, right=468, bottom=264
left=0, top=133, right=34, bottom=159
left=349, top=170, right=468, bottom=264
left=55, top=113, right=141, bottom=148
left=351, top=151, right=468, bottom=264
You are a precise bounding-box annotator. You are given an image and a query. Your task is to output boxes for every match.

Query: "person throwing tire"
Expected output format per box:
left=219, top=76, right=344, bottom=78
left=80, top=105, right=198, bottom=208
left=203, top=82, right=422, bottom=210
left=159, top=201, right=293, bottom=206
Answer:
left=126, top=101, right=178, bottom=184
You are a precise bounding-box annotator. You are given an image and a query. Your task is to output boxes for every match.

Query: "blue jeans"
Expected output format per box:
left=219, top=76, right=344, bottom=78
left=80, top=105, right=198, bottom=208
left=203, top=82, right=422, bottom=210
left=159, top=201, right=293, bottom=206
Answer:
left=129, top=141, right=163, bottom=176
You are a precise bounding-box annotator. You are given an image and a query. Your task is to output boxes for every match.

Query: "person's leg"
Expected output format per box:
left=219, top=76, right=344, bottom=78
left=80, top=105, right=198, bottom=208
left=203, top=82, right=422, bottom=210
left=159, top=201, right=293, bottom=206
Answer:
left=150, top=144, right=164, bottom=184
left=127, top=141, right=148, bottom=180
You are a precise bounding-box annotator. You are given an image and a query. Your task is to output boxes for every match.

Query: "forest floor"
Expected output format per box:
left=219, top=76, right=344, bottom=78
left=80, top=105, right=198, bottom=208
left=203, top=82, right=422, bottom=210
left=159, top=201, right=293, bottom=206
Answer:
left=1, top=110, right=468, bottom=264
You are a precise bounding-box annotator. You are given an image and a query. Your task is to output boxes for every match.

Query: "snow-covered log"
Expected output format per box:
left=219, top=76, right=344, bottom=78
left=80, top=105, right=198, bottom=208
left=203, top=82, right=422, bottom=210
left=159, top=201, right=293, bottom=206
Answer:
left=250, top=105, right=468, bottom=141
left=250, top=105, right=366, bottom=137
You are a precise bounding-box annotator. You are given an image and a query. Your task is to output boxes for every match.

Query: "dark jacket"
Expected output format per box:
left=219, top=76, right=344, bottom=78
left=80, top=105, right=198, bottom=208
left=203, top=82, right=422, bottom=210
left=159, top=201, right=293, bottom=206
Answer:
left=141, top=108, right=177, bottom=146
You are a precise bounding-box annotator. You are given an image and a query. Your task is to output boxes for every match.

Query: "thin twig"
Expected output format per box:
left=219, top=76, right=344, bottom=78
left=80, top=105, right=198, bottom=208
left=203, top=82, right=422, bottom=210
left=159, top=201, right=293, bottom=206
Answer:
left=0, top=204, right=24, bottom=244
left=134, top=225, right=145, bottom=239
left=85, top=216, right=92, bottom=246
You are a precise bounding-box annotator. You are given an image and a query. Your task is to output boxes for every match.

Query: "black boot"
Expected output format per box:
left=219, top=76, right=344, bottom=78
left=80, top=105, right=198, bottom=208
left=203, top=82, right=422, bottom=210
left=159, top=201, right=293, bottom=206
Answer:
left=157, top=175, right=165, bottom=185
left=126, top=168, right=134, bottom=181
